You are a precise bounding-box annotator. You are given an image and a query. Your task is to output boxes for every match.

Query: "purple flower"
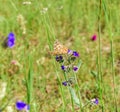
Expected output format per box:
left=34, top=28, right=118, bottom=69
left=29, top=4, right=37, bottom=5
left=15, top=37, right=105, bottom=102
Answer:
left=7, top=32, right=15, bottom=48
left=62, top=81, right=67, bottom=86
left=61, top=65, right=65, bottom=70
left=16, top=101, right=30, bottom=111
left=91, top=34, right=97, bottom=41
left=55, top=56, right=63, bottom=62
left=61, top=65, right=70, bottom=72
left=72, top=51, right=79, bottom=57
left=67, top=49, right=73, bottom=55
left=73, top=66, right=78, bottom=71
left=91, top=98, right=99, bottom=105
left=68, top=50, right=79, bottom=58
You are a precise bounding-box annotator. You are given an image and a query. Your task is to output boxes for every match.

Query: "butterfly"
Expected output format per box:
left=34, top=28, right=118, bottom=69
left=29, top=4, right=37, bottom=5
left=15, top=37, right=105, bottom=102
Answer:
left=50, top=40, right=69, bottom=55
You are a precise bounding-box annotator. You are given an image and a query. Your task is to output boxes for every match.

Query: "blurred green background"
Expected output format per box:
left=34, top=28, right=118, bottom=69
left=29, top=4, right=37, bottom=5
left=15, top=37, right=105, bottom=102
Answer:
left=0, top=0, right=120, bottom=112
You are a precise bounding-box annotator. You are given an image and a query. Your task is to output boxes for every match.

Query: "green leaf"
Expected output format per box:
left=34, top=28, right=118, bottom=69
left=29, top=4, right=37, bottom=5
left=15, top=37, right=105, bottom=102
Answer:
left=69, top=86, right=80, bottom=106
left=90, top=71, right=97, bottom=78
left=77, top=60, right=82, bottom=70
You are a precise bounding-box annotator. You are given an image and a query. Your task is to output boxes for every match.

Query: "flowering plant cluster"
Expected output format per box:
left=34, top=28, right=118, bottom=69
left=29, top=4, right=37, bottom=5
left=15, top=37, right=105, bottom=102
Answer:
left=55, top=49, right=79, bottom=86
left=53, top=41, right=99, bottom=109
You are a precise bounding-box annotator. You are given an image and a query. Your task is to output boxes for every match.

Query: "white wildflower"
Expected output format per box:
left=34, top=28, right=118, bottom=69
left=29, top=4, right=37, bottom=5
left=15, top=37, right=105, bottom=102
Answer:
left=41, top=7, right=48, bottom=14
left=6, top=106, right=14, bottom=112
left=0, top=82, right=7, bottom=100
left=23, top=1, right=31, bottom=5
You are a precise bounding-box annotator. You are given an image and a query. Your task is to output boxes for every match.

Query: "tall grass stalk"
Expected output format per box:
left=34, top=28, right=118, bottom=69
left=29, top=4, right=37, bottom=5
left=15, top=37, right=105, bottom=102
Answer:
left=9, top=0, right=18, bottom=11
left=110, top=32, right=118, bottom=112
left=55, top=68, right=67, bottom=112
left=25, top=56, right=33, bottom=111
left=43, top=14, right=67, bottom=111
left=97, top=0, right=104, bottom=111
left=102, top=0, right=118, bottom=111
left=63, top=72, right=75, bottom=112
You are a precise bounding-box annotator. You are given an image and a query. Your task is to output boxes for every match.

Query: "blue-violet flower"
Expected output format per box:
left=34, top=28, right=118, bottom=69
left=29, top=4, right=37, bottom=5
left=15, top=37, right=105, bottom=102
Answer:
left=73, top=66, right=78, bottom=71
left=56, top=56, right=63, bottom=62
left=62, top=81, right=67, bottom=86
left=7, top=32, right=15, bottom=48
left=72, top=51, right=79, bottom=57
left=91, top=98, right=99, bottom=105
left=61, top=65, right=66, bottom=71
left=68, top=49, right=73, bottom=55
left=16, top=101, right=30, bottom=111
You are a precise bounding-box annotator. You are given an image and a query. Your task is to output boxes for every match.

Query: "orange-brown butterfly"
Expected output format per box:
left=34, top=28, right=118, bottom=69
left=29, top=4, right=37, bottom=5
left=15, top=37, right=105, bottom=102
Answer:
left=50, top=40, right=69, bottom=55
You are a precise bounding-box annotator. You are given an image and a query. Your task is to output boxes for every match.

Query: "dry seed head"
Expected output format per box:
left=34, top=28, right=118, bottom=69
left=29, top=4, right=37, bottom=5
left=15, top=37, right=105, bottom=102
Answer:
left=17, top=14, right=26, bottom=34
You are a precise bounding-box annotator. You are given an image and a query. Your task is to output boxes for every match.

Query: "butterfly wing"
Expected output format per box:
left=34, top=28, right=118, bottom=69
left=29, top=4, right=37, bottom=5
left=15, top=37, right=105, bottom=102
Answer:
left=50, top=40, right=68, bottom=55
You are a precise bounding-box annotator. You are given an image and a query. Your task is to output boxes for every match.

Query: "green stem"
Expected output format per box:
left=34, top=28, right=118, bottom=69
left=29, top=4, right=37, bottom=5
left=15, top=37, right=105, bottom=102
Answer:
left=63, top=72, right=74, bottom=112
left=102, top=0, right=118, bottom=111
left=98, top=0, right=104, bottom=111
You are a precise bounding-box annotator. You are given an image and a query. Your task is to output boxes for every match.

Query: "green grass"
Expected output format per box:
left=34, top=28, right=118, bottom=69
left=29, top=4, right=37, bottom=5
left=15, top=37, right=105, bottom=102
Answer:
left=0, top=0, right=120, bottom=111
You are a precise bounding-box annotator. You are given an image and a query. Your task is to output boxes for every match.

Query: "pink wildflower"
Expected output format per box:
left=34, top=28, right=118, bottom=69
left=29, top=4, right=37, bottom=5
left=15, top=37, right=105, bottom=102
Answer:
left=91, top=34, right=97, bottom=41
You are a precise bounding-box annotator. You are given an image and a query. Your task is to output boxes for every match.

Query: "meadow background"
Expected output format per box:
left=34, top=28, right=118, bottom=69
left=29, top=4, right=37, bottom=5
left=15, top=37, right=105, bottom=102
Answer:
left=0, top=0, right=120, bottom=112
